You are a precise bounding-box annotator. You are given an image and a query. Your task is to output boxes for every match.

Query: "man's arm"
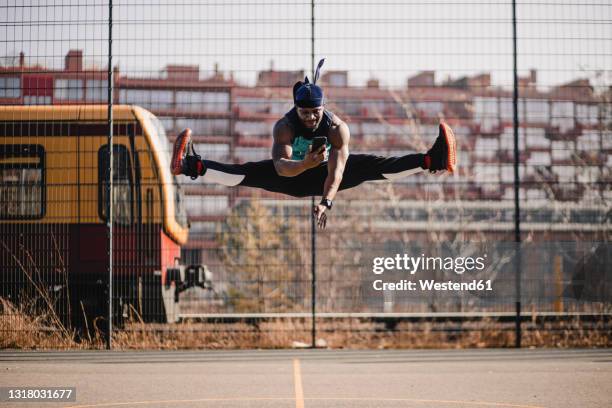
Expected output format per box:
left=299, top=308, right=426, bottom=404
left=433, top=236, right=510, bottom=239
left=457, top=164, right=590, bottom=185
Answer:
left=272, top=119, right=325, bottom=177
left=322, top=122, right=350, bottom=201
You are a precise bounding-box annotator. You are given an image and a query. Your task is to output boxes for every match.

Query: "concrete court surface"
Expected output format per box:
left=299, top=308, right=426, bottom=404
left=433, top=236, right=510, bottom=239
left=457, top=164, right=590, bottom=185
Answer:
left=0, top=349, right=610, bottom=408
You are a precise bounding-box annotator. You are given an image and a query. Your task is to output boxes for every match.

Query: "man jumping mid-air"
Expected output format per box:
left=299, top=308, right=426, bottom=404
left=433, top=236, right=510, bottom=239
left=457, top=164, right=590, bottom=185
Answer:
left=171, top=59, right=456, bottom=228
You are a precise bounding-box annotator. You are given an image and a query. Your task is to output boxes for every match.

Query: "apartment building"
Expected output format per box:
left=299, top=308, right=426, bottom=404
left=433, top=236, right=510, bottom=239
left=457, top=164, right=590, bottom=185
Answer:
left=1, top=50, right=609, bottom=254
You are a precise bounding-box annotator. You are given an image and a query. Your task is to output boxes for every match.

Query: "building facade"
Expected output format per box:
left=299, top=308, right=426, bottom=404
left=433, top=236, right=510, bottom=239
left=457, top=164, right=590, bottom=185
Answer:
left=1, top=50, right=610, bottom=257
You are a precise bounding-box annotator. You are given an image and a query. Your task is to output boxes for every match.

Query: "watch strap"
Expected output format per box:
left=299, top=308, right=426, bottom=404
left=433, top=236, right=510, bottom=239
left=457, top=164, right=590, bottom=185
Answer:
left=320, top=198, right=333, bottom=210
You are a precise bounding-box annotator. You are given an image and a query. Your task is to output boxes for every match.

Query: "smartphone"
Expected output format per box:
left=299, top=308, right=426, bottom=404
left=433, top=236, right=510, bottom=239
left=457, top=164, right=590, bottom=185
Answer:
left=311, top=136, right=327, bottom=153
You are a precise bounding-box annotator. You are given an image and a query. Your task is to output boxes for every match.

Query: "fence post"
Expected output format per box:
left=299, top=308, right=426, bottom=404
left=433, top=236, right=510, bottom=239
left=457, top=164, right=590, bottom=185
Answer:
left=553, top=255, right=564, bottom=313
left=106, top=0, right=114, bottom=350
left=512, top=0, right=522, bottom=349
left=310, top=0, right=317, bottom=349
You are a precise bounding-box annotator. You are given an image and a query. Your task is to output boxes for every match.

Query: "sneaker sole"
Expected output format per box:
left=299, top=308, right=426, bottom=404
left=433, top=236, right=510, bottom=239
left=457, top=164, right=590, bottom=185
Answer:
left=171, top=128, right=192, bottom=175
left=440, top=123, right=457, bottom=173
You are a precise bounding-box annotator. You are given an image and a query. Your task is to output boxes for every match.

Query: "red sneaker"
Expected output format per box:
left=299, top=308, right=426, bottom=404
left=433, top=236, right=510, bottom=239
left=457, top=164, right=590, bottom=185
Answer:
left=170, top=128, right=192, bottom=176
left=425, top=122, right=457, bottom=173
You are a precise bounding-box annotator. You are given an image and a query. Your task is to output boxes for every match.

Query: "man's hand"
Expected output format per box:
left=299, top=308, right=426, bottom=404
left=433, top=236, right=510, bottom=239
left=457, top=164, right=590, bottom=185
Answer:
left=313, top=204, right=328, bottom=229
left=303, top=145, right=326, bottom=169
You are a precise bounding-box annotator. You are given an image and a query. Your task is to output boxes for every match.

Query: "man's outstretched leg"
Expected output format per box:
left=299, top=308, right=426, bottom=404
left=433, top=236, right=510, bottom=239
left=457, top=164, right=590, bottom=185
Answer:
left=171, top=128, right=327, bottom=197
left=338, top=122, right=457, bottom=191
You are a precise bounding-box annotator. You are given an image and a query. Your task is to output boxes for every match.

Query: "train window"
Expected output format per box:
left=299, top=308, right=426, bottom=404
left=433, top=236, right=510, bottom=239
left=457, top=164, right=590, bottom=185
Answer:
left=98, top=144, right=133, bottom=225
left=173, top=175, right=188, bottom=228
left=0, top=145, right=45, bottom=219
left=145, top=188, right=153, bottom=222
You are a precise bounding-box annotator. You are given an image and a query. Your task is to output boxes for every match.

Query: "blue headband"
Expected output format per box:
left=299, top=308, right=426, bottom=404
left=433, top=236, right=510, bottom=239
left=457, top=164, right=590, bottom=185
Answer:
left=293, top=58, right=325, bottom=108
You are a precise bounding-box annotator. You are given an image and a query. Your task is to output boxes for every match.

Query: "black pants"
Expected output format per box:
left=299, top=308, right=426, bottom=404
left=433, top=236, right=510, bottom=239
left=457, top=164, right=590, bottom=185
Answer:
left=202, top=153, right=425, bottom=198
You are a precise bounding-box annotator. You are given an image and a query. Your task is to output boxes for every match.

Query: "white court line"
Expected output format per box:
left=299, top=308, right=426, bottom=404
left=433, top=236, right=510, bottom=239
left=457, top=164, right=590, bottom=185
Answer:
left=63, top=397, right=547, bottom=408
left=63, top=398, right=292, bottom=408
left=307, top=397, right=546, bottom=408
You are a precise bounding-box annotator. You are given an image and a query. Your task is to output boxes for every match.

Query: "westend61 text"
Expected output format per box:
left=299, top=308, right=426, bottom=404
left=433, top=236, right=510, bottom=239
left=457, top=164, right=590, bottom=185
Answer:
left=373, top=279, right=493, bottom=291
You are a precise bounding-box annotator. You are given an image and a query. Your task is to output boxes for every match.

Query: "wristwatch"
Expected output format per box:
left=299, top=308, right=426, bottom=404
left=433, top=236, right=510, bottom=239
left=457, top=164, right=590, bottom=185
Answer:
left=320, top=198, right=333, bottom=210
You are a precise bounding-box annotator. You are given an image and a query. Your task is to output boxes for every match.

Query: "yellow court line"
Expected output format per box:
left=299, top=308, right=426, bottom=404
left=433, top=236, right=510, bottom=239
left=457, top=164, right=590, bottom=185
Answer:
left=293, top=358, right=305, bottom=408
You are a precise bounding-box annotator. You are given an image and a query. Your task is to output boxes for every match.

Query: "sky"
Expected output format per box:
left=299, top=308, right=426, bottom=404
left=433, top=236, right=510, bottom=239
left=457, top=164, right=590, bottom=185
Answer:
left=1, top=0, right=611, bottom=91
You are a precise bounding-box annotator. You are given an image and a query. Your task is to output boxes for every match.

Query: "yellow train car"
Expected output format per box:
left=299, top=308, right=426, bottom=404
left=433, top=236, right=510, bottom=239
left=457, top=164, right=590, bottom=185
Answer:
left=0, top=105, right=189, bottom=325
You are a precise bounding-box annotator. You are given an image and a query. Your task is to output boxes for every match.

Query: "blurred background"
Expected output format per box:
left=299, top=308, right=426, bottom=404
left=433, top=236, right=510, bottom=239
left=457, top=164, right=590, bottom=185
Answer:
left=0, top=0, right=610, bottom=349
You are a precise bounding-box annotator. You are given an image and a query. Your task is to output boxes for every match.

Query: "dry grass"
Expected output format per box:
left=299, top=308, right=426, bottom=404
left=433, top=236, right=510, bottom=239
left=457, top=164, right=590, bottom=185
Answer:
left=0, top=297, right=104, bottom=349
left=1, top=298, right=610, bottom=350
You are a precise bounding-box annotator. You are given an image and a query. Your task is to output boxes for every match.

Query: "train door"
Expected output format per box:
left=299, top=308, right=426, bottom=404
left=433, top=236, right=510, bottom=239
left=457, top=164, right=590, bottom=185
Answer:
left=130, top=120, right=168, bottom=322
left=72, top=120, right=140, bottom=327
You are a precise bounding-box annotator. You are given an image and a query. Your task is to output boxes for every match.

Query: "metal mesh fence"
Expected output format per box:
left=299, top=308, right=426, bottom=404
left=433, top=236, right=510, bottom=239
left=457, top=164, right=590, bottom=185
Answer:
left=0, top=0, right=610, bottom=348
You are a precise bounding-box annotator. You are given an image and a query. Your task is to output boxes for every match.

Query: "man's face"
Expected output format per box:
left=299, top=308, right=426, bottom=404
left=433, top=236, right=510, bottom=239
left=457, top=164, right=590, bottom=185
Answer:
left=296, top=106, right=324, bottom=129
